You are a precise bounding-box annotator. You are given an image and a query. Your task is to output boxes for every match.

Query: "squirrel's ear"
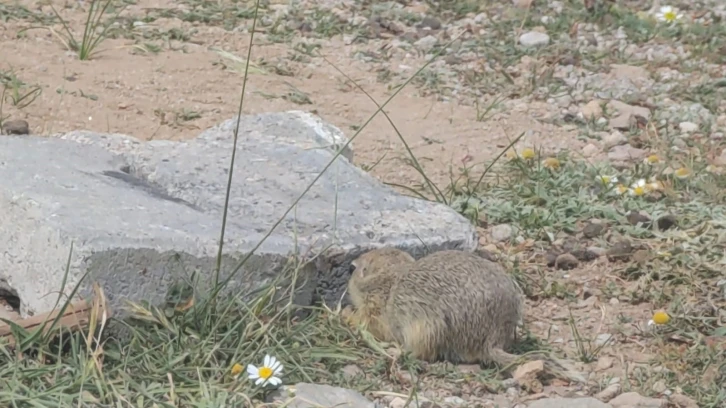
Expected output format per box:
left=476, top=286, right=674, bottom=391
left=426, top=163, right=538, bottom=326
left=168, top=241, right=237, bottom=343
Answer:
left=351, top=260, right=358, bottom=269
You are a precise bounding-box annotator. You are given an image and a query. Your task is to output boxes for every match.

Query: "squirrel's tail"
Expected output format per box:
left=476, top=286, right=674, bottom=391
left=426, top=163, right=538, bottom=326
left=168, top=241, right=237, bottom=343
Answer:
left=489, top=348, right=587, bottom=384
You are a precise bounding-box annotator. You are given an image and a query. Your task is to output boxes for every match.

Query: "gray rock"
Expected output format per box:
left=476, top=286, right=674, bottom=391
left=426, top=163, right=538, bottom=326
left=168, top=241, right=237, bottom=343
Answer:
left=268, top=383, right=374, bottom=408
left=609, top=392, right=666, bottom=407
left=414, top=35, right=438, bottom=51
left=678, top=121, right=698, bottom=133
left=0, top=111, right=477, bottom=317
left=519, top=31, right=550, bottom=47
left=527, top=397, right=611, bottom=408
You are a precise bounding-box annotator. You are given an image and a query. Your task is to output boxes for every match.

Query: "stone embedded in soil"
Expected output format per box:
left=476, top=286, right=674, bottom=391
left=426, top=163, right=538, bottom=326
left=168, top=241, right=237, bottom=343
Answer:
left=607, top=239, right=633, bottom=261
left=609, top=392, right=666, bottom=408
left=555, top=253, right=579, bottom=270
left=656, top=214, right=678, bottom=231
left=607, top=144, right=648, bottom=167
left=1, top=119, right=30, bottom=135
left=0, top=111, right=477, bottom=318
left=526, top=397, right=611, bottom=408
left=491, top=223, right=514, bottom=242
left=268, top=383, right=374, bottom=408
left=627, top=210, right=652, bottom=227
left=519, top=31, right=550, bottom=47
left=582, top=222, right=606, bottom=238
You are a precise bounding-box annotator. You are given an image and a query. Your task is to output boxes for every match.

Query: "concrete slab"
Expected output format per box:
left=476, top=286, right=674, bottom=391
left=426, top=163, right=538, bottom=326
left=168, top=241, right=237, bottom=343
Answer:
left=0, top=110, right=477, bottom=318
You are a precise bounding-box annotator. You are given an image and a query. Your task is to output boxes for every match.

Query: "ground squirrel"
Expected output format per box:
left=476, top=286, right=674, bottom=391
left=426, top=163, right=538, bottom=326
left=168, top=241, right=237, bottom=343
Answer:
left=347, top=248, right=586, bottom=384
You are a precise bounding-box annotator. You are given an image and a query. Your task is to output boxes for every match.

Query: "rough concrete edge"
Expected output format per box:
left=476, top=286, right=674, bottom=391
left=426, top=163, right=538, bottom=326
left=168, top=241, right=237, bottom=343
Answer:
left=288, top=110, right=354, bottom=162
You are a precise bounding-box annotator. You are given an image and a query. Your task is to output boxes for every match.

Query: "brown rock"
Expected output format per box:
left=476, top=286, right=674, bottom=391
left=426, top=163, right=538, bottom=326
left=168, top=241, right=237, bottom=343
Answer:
left=583, top=222, right=605, bottom=238
left=2, top=119, right=30, bottom=135
left=554, top=253, right=579, bottom=270
left=607, top=239, right=632, bottom=261
left=669, top=393, right=699, bottom=408
left=627, top=210, right=652, bottom=227
left=656, top=214, right=678, bottom=231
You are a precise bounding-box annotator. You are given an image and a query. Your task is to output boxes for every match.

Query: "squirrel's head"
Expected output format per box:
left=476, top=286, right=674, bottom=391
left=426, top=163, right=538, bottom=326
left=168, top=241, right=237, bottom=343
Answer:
left=350, top=247, right=415, bottom=280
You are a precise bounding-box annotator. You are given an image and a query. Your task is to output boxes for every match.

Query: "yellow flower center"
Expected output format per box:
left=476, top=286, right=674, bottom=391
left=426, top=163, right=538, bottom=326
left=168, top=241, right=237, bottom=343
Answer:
left=259, top=366, right=273, bottom=379
left=646, top=154, right=660, bottom=164
left=616, top=184, right=628, bottom=194
left=652, top=311, right=671, bottom=325
left=664, top=11, right=676, bottom=21
left=632, top=186, right=645, bottom=196
left=231, top=363, right=243, bottom=376
left=600, top=176, right=611, bottom=184
left=674, top=167, right=690, bottom=179
left=521, top=148, right=535, bottom=160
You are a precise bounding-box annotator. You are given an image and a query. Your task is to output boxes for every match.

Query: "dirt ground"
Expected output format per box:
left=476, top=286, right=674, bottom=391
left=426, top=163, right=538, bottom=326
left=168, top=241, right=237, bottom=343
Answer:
left=0, top=0, right=586, bottom=189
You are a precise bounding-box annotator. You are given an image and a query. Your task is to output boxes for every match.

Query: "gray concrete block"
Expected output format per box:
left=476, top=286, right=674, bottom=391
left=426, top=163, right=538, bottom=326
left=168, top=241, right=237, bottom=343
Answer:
left=0, top=110, right=477, bottom=318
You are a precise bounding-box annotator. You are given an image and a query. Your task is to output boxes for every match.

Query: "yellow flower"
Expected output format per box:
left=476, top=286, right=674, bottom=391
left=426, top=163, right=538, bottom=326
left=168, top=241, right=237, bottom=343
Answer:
left=521, top=148, right=536, bottom=160
left=542, top=157, right=561, bottom=170
left=231, top=363, right=244, bottom=377
left=649, top=310, right=671, bottom=326
left=505, top=150, right=517, bottom=160
left=644, top=154, right=660, bottom=165
left=674, top=167, right=691, bottom=179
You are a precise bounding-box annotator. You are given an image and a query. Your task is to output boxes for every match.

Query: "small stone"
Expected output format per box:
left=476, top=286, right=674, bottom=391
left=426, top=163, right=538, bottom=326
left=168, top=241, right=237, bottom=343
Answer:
left=669, top=394, right=699, bottom=408
left=656, top=214, right=678, bottom=231
left=2, top=119, right=30, bottom=135
left=583, top=222, right=605, bottom=238
left=607, top=100, right=651, bottom=130
left=652, top=379, right=667, bottom=394
left=512, top=0, right=534, bottom=8
left=609, top=297, right=619, bottom=305
left=474, top=248, right=497, bottom=262
left=418, top=16, right=442, bottom=30
left=581, top=100, right=603, bottom=119
left=594, top=383, right=621, bottom=402
left=607, top=239, right=632, bottom=261
left=595, top=356, right=615, bottom=371
left=389, top=397, right=407, bottom=408
left=528, top=397, right=611, bottom=408
left=609, top=392, right=666, bottom=407
left=491, top=224, right=514, bottom=242
left=678, top=121, right=698, bottom=133
left=519, top=31, right=550, bottom=47
left=555, top=253, right=579, bottom=270
left=627, top=210, right=652, bottom=227
left=587, top=246, right=607, bottom=257
left=632, top=249, right=650, bottom=263
left=603, top=131, right=627, bottom=149
left=595, top=333, right=614, bottom=347
left=414, top=35, right=438, bottom=51
left=571, top=248, right=599, bottom=262
left=457, top=364, right=482, bottom=374
left=513, top=359, right=544, bottom=382
left=582, top=143, right=599, bottom=157
left=608, top=144, right=648, bottom=165
left=443, top=396, right=465, bottom=405
left=340, top=364, right=364, bottom=380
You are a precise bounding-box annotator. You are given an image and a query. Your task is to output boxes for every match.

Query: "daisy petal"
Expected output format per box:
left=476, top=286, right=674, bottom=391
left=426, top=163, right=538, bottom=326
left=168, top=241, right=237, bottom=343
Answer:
left=270, top=361, right=281, bottom=371
left=264, top=355, right=271, bottom=368
left=255, top=377, right=265, bottom=386
left=268, top=377, right=282, bottom=386
left=274, top=364, right=284, bottom=375
left=247, top=364, right=258, bottom=375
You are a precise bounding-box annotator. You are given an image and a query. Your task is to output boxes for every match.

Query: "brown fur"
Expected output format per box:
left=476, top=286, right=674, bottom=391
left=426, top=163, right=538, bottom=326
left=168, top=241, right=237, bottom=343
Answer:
left=347, top=248, right=586, bottom=383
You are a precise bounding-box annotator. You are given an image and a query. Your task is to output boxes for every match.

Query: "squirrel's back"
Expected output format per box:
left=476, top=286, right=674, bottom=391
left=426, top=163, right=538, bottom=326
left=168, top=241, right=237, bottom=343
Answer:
left=385, top=250, right=523, bottom=363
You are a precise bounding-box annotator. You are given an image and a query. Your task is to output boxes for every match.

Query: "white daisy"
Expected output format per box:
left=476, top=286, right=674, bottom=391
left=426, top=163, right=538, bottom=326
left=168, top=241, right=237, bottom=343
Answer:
left=598, top=175, right=618, bottom=186
left=247, top=354, right=283, bottom=387
left=629, top=179, right=647, bottom=196
left=655, top=6, right=683, bottom=23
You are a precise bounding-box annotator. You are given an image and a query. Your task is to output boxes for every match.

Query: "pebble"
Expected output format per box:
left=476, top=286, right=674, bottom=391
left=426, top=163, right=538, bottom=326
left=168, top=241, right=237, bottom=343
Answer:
left=1, top=119, right=30, bottom=135
left=414, top=35, right=438, bottom=51
left=554, top=253, right=579, bottom=270
left=581, top=100, right=603, bottom=119
left=491, top=224, right=514, bottom=242
left=678, top=121, right=699, bottom=133
left=602, top=131, right=627, bottom=148
left=609, top=392, right=666, bottom=407
left=519, top=31, right=550, bottom=47
left=595, top=333, right=614, bottom=347
left=607, top=144, right=648, bottom=165
left=582, top=143, right=599, bottom=157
